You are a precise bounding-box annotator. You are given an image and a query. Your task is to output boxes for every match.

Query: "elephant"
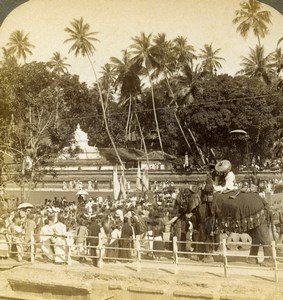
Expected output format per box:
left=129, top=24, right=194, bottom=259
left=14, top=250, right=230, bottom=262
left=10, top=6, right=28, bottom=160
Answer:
left=178, top=187, right=275, bottom=267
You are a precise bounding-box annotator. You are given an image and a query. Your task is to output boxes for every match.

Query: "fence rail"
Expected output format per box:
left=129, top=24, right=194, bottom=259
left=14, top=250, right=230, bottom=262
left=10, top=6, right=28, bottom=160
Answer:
left=1, top=232, right=283, bottom=282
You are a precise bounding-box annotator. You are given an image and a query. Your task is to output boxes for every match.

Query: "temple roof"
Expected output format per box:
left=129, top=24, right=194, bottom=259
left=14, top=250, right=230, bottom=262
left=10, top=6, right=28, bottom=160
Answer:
left=139, top=151, right=176, bottom=161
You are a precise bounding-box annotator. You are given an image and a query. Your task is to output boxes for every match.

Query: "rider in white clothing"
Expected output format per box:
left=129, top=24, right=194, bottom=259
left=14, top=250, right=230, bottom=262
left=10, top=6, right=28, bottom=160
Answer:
left=213, top=160, right=238, bottom=193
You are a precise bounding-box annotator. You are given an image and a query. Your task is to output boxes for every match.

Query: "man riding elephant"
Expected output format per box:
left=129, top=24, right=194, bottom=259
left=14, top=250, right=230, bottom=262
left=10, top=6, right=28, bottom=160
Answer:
left=187, top=160, right=275, bottom=267
left=213, top=160, right=238, bottom=193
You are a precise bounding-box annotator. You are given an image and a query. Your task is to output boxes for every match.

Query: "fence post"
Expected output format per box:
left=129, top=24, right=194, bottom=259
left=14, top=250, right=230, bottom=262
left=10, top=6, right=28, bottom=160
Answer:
left=97, top=233, right=104, bottom=269
left=67, top=236, right=72, bottom=266
left=30, top=233, right=35, bottom=264
left=173, top=236, right=179, bottom=274
left=136, top=235, right=141, bottom=273
left=222, top=238, right=228, bottom=278
left=271, top=241, right=278, bottom=283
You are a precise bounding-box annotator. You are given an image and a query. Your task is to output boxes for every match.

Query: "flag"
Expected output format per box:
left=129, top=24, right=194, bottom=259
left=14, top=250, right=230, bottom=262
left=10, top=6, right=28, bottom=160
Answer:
left=113, top=165, right=120, bottom=201
left=142, top=167, right=149, bottom=191
left=120, top=170, right=127, bottom=200
left=136, top=162, right=142, bottom=191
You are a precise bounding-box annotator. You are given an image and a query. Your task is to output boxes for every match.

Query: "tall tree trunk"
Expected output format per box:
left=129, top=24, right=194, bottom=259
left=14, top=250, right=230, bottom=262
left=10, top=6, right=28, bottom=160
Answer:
left=125, top=97, right=132, bottom=141
left=148, top=75, right=164, bottom=155
left=257, top=34, right=261, bottom=47
left=21, top=158, right=25, bottom=201
left=164, top=75, right=195, bottom=159
left=86, top=53, right=125, bottom=170
left=134, top=107, right=150, bottom=168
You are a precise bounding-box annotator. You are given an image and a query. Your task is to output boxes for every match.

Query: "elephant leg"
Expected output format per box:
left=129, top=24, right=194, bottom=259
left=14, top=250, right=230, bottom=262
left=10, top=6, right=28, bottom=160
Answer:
left=261, top=245, right=274, bottom=267
left=247, top=245, right=259, bottom=264
left=247, top=221, right=272, bottom=265
left=199, top=224, right=214, bottom=263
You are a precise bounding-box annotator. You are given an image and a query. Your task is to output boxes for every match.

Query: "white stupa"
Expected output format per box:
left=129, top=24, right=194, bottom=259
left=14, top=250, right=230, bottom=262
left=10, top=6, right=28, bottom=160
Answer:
left=59, top=124, right=101, bottom=160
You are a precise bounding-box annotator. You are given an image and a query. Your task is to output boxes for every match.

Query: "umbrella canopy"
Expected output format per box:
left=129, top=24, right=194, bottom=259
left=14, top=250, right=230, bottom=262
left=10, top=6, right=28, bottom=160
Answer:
left=76, top=190, right=89, bottom=196
left=215, top=160, right=231, bottom=173
left=17, top=202, right=33, bottom=209
left=230, top=129, right=247, bottom=135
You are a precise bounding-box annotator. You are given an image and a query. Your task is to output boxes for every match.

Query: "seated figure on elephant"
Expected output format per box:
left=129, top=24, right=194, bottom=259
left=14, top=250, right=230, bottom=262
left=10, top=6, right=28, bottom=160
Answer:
left=185, top=160, right=275, bottom=267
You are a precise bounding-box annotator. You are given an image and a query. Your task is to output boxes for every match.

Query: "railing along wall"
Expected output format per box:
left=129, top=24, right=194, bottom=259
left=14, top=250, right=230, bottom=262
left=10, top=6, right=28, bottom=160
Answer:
left=1, top=233, right=282, bottom=282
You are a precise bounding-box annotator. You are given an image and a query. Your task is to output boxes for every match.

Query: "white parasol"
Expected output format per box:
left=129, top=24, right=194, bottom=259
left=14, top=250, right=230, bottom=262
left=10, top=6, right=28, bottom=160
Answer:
left=230, top=129, right=248, bottom=135
left=17, top=202, right=33, bottom=209
left=76, top=189, right=89, bottom=196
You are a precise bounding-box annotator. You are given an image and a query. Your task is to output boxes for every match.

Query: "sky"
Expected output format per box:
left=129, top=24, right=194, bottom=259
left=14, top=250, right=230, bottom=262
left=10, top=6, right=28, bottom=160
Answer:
left=0, top=0, right=283, bottom=86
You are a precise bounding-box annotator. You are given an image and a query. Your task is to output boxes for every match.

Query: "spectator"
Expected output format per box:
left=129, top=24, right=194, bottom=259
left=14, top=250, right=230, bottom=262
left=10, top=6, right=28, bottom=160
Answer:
left=40, top=219, right=54, bottom=261
left=52, top=216, right=67, bottom=264
left=107, top=221, right=122, bottom=262
left=88, top=216, right=101, bottom=267
left=119, top=217, right=133, bottom=262
left=11, top=217, right=24, bottom=262
left=0, top=219, right=9, bottom=259
left=75, top=219, right=88, bottom=263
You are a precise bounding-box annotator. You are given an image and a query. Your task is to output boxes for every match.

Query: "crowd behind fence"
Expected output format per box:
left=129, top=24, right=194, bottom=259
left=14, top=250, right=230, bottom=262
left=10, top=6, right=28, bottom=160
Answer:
left=1, top=232, right=283, bottom=282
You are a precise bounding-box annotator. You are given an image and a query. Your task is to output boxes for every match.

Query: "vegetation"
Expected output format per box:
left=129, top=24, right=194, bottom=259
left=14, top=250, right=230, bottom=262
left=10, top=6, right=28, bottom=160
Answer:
left=0, top=0, right=283, bottom=198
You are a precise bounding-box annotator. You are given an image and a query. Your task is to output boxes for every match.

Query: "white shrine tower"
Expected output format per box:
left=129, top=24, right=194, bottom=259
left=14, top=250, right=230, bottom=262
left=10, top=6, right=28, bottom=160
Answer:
left=59, top=124, right=101, bottom=160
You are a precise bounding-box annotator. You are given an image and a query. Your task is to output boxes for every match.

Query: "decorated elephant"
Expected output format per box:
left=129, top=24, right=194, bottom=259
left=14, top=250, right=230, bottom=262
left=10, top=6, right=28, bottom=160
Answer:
left=180, top=187, right=274, bottom=267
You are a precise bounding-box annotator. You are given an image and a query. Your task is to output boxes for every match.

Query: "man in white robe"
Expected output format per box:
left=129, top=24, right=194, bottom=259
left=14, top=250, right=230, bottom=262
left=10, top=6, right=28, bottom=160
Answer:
left=52, top=217, right=67, bottom=263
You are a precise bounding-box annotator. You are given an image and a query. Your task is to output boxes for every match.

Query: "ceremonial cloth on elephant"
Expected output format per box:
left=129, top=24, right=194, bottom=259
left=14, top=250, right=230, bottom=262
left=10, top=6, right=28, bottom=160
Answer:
left=213, top=192, right=267, bottom=233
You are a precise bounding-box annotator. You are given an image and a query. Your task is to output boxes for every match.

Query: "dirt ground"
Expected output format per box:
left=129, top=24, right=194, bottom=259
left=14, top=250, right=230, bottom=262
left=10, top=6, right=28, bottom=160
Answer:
left=1, top=256, right=283, bottom=300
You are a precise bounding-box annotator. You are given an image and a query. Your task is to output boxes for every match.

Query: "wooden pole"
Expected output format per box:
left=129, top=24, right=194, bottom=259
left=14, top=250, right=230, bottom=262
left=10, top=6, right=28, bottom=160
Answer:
left=222, top=238, right=228, bottom=278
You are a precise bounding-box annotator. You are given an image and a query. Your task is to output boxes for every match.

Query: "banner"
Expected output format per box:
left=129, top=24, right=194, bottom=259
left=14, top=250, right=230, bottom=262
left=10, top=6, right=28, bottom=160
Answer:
left=120, top=170, right=127, bottom=200
left=136, top=162, right=142, bottom=191
left=142, top=167, right=149, bottom=191
left=113, top=165, right=120, bottom=201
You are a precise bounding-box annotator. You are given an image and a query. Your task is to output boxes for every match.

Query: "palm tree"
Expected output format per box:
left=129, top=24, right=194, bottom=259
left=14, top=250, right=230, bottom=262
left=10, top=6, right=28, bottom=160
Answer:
left=6, top=30, right=35, bottom=63
left=198, top=43, right=225, bottom=75
left=0, top=47, right=18, bottom=68
left=173, top=36, right=196, bottom=75
left=49, top=52, right=70, bottom=74
left=130, top=32, right=164, bottom=154
left=238, top=45, right=273, bottom=85
left=268, top=47, right=283, bottom=74
left=99, top=63, right=116, bottom=111
left=152, top=35, right=204, bottom=165
left=64, top=17, right=125, bottom=169
left=110, top=50, right=149, bottom=166
left=277, top=37, right=283, bottom=47
left=232, top=0, right=272, bottom=46
left=64, top=17, right=99, bottom=57
left=151, top=33, right=175, bottom=80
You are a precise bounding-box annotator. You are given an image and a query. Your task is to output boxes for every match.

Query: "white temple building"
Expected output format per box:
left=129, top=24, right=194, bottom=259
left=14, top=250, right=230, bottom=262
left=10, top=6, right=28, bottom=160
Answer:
left=55, top=124, right=145, bottom=171
left=59, top=124, right=101, bottom=160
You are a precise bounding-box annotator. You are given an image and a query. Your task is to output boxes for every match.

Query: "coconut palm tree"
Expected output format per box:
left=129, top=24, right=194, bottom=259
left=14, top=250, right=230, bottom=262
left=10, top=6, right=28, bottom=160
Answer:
left=110, top=50, right=149, bottom=166
left=6, top=30, right=35, bottom=63
left=99, top=63, right=116, bottom=111
left=64, top=17, right=98, bottom=58
left=238, top=45, right=273, bottom=85
left=151, top=35, right=204, bottom=164
left=232, top=0, right=272, bottom=46
left=64, top=17, right=125, bottom=169
left=130, top=32, right=164, bottom=154
left=49, top=52, right=70, bottom=74
left=0, top=47, right=18, bottom=68
left=198, top=43, right=225, bottom=75
left=151, top=33, right=175, bottom=80
left=268, top=47, right=283, bottom=74
left=173, top=36, right=196, bottom=75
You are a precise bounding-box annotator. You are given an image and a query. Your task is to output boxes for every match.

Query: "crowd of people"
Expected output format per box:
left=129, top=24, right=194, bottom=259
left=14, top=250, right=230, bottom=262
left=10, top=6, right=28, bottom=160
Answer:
left=0, top=172, right=281, bottom=266
left=0, top=183, right=195, bottom=266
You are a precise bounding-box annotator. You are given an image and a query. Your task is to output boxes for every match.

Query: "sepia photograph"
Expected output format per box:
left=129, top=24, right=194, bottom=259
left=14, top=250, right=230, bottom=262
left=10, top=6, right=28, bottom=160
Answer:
left=1, top=0, right=283, bottom=299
